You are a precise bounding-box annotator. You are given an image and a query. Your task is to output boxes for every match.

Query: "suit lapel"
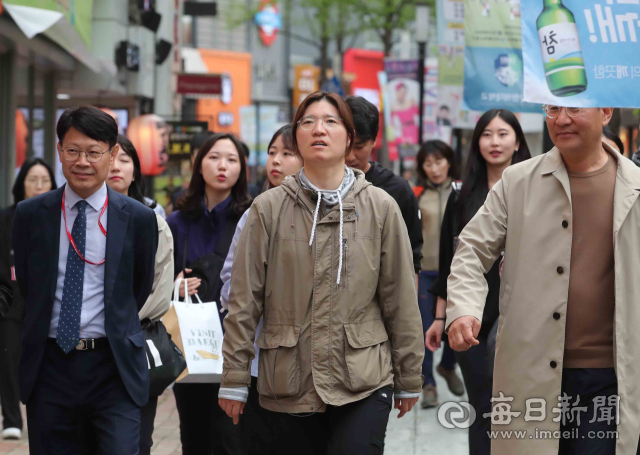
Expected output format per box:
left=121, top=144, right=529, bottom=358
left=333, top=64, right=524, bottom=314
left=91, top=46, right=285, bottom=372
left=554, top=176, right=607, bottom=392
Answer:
left=43, top=187, right=64, bottom=303
left=104, top=189, right=129, bottom=305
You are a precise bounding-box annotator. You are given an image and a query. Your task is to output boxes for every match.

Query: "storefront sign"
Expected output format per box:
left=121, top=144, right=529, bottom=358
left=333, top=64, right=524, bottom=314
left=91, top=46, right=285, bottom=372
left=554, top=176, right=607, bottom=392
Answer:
left=293, top=65, right=320, bottom=108
left=177, top=74, right=222, bottom=96
left=166, top=121, right=209, bottom=155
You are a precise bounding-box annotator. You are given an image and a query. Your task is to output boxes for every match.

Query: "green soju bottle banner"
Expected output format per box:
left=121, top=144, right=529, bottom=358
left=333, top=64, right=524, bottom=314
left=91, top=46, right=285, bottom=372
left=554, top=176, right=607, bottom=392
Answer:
left=522, top=0, right=640, bottom=107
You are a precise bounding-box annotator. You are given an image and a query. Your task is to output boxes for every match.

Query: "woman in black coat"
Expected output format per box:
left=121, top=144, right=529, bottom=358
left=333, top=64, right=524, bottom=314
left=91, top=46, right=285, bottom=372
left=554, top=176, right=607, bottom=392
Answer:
left=0, top=158, right=57, bottom=440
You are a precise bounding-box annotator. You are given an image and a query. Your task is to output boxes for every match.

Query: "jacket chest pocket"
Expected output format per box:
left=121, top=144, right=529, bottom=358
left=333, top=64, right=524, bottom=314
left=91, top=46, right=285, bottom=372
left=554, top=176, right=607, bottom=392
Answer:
left=343, top=320, right=391, bottom=392
left=255, top=324, right=301, bottom=399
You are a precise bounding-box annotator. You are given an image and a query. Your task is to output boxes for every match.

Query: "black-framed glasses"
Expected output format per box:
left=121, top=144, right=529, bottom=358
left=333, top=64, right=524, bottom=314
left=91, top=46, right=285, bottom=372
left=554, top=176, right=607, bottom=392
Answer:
left=298, top=115, right=343, bottom=131
left=61, top=147, right=111, bottom=163
left=542, top=105, right=583, bottom=119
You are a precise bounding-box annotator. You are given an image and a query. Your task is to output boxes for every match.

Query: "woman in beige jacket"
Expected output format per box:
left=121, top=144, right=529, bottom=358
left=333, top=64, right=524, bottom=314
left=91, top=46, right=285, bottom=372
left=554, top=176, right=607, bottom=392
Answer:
left=219, top=92, right=424, bottom=454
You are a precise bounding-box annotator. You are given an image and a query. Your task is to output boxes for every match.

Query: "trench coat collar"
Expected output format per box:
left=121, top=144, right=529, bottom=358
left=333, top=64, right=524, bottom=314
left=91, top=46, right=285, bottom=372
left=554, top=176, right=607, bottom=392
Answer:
left=540, top=142, right=640, bottom=232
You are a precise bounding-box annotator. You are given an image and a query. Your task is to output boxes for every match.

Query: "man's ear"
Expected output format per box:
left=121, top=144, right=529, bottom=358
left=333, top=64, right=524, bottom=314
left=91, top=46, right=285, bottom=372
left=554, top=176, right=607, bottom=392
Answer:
left=601, top=108, right=614, bottom=126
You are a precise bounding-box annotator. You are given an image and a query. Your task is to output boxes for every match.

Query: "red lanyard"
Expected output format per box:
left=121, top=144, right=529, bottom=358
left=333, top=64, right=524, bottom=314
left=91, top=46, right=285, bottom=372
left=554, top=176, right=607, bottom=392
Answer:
left=62, top=191, right=108, bottom=265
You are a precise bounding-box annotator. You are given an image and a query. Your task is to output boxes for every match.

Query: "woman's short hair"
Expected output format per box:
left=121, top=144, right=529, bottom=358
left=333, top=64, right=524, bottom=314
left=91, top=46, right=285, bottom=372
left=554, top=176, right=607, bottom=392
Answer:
left=416, top=140, right=459, bottom=181
left=291, top=91, right=356, bottom=159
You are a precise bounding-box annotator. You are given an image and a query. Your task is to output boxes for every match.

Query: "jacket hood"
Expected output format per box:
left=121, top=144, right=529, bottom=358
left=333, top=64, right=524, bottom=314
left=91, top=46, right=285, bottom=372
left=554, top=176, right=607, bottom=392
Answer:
left=366, top=161, right=396, bottom=186
left=280, top=168, right=372, bottom=212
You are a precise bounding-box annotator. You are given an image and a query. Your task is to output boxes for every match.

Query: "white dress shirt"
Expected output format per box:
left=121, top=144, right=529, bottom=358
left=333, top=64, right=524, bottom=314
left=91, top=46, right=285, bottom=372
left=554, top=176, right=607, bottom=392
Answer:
left=49, top=184, right=108, bottom=339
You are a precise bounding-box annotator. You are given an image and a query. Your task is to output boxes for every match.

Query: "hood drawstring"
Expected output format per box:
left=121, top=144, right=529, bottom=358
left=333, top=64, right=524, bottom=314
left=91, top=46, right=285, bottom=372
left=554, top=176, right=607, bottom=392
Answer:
left=309, top=193, right=322, bottom=251
left=308, top=190, right=345, bottom=285
left=336, top=192, right=344, bottom=285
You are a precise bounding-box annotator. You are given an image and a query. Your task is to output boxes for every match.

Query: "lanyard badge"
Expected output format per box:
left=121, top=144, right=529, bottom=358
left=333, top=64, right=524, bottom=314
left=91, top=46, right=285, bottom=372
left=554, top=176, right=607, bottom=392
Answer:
left=62, top=192, right=108, bottom=265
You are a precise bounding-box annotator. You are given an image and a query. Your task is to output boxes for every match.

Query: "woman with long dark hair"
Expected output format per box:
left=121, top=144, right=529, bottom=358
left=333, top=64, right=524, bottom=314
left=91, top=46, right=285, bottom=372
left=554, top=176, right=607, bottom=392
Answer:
left=0, top=158, right=57, bottom=440
left=218, top=92, right=424, bottom=454
left=413, top=140, right=464, bottom=409
left=425, top=109, right=531, bottom=455
left=166, top=132, right=251, bottom=454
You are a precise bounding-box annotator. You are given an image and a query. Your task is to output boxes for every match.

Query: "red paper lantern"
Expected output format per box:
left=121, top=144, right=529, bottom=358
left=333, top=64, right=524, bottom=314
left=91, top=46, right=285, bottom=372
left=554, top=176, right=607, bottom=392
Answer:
left=15, top=110, right=28, bottom=168
left=127, top=114, right=168, bottom=176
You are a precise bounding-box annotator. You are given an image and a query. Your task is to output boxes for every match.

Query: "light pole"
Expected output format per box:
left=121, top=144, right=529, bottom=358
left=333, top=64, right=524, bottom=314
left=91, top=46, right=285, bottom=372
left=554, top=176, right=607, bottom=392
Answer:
left=416, top=3, right=430, bottom=146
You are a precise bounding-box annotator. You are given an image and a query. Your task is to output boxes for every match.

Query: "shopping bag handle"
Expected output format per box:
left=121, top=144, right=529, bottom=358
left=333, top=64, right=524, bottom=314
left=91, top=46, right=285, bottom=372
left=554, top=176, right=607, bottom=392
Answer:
left=173, top=278, right=192, bottom=304
left=173, top=277, right=204, bottom=305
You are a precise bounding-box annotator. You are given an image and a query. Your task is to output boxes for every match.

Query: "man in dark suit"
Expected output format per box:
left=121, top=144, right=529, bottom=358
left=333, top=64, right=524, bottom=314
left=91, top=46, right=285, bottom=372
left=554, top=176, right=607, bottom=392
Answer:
left=12, top=106, right=158, bottom=454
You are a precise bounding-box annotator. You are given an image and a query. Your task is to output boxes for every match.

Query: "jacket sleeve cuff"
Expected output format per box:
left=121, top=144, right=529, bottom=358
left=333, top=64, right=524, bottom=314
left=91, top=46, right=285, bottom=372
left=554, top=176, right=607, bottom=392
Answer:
left=394, top=390, right=421, bottom=399
left=218, top=386, right=249, bottom=403
left=444, top=309, right=483, bottom=335
left=221, top=369, right=252, bottom=388
left=394, top=375, right=424, bottom=393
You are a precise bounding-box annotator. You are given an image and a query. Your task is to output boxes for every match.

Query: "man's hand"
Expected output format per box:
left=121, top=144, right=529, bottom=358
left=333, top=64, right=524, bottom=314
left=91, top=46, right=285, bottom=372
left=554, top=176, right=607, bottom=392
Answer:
left=448, top=316, right=481, bottom=352
left=219, top=398, right=245, bottom=425
left=395, top=397, right=419, bottom=418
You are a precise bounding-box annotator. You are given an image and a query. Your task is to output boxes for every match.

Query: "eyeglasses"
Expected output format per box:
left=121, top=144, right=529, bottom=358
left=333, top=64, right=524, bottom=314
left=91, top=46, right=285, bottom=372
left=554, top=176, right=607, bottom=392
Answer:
left=542, top=105, right=584, bottom=119
left=298, top=115, right=343, bottom=131
left=25, top=177, right=52, bottom=186
left=61, top=147, right=111, bottom=163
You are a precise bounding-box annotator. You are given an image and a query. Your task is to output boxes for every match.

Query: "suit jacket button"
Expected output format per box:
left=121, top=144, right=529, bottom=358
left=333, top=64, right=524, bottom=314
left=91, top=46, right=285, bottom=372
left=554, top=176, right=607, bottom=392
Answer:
left=553, top=312, right=561, bottom=320
left=550, top=361, right=557, bottom=368
left=562, top=220, right=569, bottom=228
left=557, top=266, right=564, bottom=274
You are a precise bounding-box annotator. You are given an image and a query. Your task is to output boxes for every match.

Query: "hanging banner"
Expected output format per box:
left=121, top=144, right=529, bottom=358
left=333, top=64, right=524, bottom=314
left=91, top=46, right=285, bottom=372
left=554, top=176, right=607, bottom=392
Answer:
left=437, top=0, right=481, bottom=129
left=463, top=0, right=539, bottom=113
left=521, top=0, right=640, bottom=107
left=384, top=59, right=421, bottom=162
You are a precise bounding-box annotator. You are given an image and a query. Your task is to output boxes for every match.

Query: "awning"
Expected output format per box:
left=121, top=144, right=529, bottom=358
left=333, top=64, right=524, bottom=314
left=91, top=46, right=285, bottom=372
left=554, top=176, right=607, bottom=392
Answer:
left=3, top=3, right=116, bottom=75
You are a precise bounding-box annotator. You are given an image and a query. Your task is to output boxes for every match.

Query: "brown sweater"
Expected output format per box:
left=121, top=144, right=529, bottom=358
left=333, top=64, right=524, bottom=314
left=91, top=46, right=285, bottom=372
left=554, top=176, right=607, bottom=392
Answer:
left=564, top=154, right=616, bottom=368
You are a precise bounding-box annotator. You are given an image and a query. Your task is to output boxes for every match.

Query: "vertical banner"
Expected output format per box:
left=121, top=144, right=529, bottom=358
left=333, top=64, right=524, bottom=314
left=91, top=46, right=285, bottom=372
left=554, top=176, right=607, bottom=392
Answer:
left=463, top=0, right=539, bottom=113
left=293, top=65, right=320, bottom=109
left=239, top=105, right=286, bottom=166
left=437, top=0, right=482, bottom=129
left=424, top=58, right=453, bottom=144
left=521, top=0, right=640, bottom=107
left=384, top=60, right=421, bottom=161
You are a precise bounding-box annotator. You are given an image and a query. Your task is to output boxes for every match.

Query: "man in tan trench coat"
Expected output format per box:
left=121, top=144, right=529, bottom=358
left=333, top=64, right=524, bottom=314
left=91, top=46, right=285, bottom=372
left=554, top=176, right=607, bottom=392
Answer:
left=446, top=106, right=640, bottom=455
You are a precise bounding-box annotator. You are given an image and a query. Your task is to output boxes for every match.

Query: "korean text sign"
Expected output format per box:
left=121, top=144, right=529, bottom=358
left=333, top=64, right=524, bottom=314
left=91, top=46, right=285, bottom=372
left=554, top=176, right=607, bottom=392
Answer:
left=522, top=0, right=640, bottom=107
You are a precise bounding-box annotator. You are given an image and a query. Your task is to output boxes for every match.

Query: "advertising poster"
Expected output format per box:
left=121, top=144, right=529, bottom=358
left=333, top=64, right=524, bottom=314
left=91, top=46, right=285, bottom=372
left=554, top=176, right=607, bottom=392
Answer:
left=463, top=0, right=539, bottom=113
left=437, top=0, right=482, bottom=129
left=521, top=0, right=640, bottom=107
left=424, top=58, right=453, bottom=144
left=384, top=60, right=421, bottom=161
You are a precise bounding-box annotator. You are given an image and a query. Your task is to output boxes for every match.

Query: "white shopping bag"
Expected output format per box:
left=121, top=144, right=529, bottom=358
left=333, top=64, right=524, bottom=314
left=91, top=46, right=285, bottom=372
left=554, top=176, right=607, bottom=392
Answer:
left=170, top=279, right=224, bottom=383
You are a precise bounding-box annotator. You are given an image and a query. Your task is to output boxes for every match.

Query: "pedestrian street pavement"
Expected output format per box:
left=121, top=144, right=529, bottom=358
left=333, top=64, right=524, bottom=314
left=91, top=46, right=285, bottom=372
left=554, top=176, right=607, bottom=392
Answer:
left=0, top=347, right=469, bottom=454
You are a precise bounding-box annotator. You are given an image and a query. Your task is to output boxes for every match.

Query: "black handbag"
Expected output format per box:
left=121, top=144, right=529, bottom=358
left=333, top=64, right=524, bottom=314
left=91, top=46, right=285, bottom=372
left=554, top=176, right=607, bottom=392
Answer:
left=142, top=318, right=187, bottom=397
